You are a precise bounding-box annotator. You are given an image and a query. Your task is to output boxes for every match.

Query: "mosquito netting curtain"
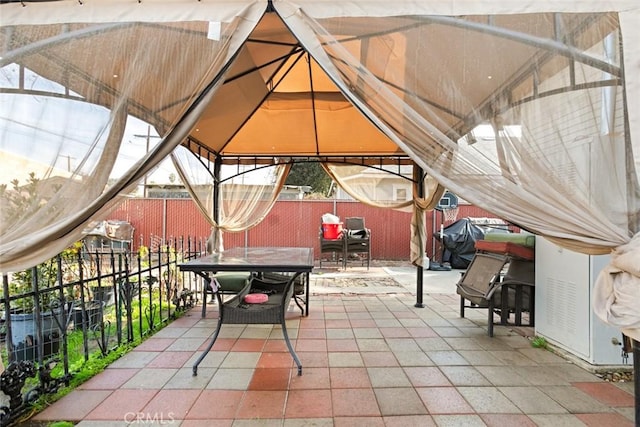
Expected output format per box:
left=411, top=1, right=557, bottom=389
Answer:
left=276, top=0, right=640, bottom=338
left=0, top=2, right=266, bottom=271
left=171, top=146, right=291, bottom=253
left=323, top=162, right=444, bottom=267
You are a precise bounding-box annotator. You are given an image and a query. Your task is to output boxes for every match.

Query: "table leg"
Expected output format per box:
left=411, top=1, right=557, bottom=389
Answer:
left=193, top=290, right=223, bottom=376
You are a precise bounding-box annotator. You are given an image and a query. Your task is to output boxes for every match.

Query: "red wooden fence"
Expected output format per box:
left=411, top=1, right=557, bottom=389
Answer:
left=108, top=199, right=505, bottom=261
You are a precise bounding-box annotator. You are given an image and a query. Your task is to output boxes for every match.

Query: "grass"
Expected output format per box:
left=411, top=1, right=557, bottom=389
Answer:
left=531, top=335, right=548, bottom=349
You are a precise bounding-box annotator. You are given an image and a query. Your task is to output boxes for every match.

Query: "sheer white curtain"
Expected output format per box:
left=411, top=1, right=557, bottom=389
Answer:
left=0, top=0, right=266, bottom=271
left=172, top=147, right=291, bottom=253
left=276, top=1, right=640, bottom=337
left=323, top=162, right=443, bottom=266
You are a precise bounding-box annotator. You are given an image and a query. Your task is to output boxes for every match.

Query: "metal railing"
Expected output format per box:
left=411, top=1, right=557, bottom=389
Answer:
left=0, top=235, right=208, bottom=426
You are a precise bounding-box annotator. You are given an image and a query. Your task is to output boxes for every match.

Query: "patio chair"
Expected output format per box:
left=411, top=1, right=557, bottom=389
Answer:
left=344, top=217, right=371, bottom=269
left=192, top=274, right=303, bottom=376
left=319, top=221, right=345, bottom=268
left=456, top=252, right=509, bottom=336
left=495, top=258, right=535, bottom=328
left=457, top=252, right=535, bottom=336
left=201, top=271, right=253, bottom=317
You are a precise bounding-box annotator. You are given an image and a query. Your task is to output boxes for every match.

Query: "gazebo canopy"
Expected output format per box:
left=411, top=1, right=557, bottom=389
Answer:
left=1, top=1, right=640, bottom=342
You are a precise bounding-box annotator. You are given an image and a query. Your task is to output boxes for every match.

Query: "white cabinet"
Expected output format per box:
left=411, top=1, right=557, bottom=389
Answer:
left=535, top=236, right=632, bottom=365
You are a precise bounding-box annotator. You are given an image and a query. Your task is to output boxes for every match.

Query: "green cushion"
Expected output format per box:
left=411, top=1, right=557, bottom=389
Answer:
left=212, top=271, right=252, bottom=293
left=484, top=232, right=536, bottom=247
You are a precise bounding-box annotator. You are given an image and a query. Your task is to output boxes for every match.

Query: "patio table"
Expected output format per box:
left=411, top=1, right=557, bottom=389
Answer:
left=179, top=247, right=313, bottom=376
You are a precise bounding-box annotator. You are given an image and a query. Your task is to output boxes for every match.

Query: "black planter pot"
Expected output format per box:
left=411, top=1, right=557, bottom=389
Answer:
left=9, top=310, right=62, bottom=362
left=90, top=286, right=115, bottom=306
left=72, top=301, right=105, bottom=330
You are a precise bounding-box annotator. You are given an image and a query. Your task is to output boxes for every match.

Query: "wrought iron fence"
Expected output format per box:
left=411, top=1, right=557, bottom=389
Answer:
left=0, top=235, right=208, bottom=426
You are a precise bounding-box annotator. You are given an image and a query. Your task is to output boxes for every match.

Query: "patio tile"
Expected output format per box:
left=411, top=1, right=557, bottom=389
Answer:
left=440, top=366, right=492, bottom=386
left=480, top=414, right=537, bottom=426
left=289, top=367, right=331, bottom=389
left=361, top=351, right=399, bottom=367
left=509, top=365, right=571, bottom=386
left=457, top=386, right=522, bottom=414
left=330, top=367, right=372, bottom=388
left=285, top=389, right=333, bottom=418
left=382, top=415, right=437, bottom=427
left=426, top=350, right=469, bottom=366
left=85, top=389, right=158, bottom=420
left=248, top=367, right=291, bottom=390
left=231, top=338, right=266, bottom=352
left=122, top=368, right=177, bottom=389
left=332, top=388, right=381, bottom=417
left=180, top=421, right=233, bottom=427
left=416, top=387, right=474, bottom=414
left=458, top=349, right=505, bottom=365
left=164, top=367, right=216, bottom=389
left=333, top=416, right=385, bottom=427
left=574, top=412, right=635, bottom=426
left=235, top=390, right=287, bottom=419
left=257, top=351, right=296, bottom=368
left=404, top=366, right=451, bottom=387
left=386, top=338, right=422, bottom=352
left=430, top=414, right=487, bottom=427
left=296, top=338, right=327, bottom=352
left=108, top=351, right=159, bottom=368
left=78, top=368, right=139, bottom=390
left=141, top=389, right=201, bottom=421
left=220, top=351, right=261, bottom=369
left=327, top=338, right=359, bottom=351
left=529, top=414, right=597, bottom=426
left=186, top=350, right=227, bottom=368
left=541, top=385, right=616, bottom=413
left=374, top=387, right=428, bottom=416
left=350, top=319, right=379, bottom=328
left=166, top=337, right=208, bottom=352
left=356, top=338, right=390, bottom=352
left=498, top=386, right=568, bottom=414
left=185, top=390, right=243, bottom=419
left=393, top=351, right=434, bottom=366
left=206, top=368, right=254, bottom=390
left=367, top=366, right=412, bottom=387
left=147, top=351, right=194, bottom=368
left=475, top=366, right=532, bottom=386
left=33, top=390, right=112, bottom=421
left=417, top=337, right=453, bottom=351
left=444, top=337, right=485, bottom=350
left=298, top=351, right=329, bottom=367
left=328, top=351, right=364, bottom=367
left=283, top=419, right=333, bottom=427
left=487, top=350, right=538, bottom=366
left=297, top=328, right=327, bottom=339
left=572, top=381, right=635, bottom=407
left=133, top=337, right=176, bottom=351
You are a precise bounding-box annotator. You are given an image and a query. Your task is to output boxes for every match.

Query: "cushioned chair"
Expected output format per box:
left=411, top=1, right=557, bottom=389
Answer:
left=344, top=217, right=371, bottom=269
left=201, top=271, right=253, bottom=317
left=457, top=252, right=535, bottom=336
left=192, top=275, right=303, bottom=376
left=456, top=252, right=508, bottom=337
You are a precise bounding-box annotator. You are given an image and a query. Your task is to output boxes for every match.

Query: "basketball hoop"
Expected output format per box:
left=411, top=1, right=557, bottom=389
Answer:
left=443, top=206, right=459, bottom=222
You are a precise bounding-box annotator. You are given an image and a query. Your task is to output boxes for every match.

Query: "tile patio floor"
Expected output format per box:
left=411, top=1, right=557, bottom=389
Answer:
left=32, top=264, right=635, bottom=426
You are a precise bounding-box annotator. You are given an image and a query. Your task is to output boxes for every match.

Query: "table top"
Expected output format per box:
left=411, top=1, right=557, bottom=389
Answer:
left=179, top=247, right=314, bottom=273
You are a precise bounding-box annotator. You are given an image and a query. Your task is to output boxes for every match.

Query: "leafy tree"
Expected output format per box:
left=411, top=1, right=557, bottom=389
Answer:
left=285, top=162, right=333, bottom=197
